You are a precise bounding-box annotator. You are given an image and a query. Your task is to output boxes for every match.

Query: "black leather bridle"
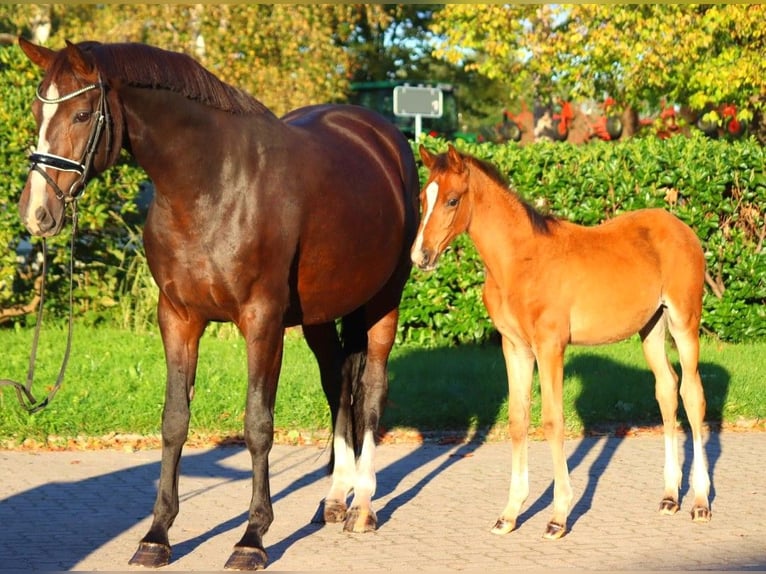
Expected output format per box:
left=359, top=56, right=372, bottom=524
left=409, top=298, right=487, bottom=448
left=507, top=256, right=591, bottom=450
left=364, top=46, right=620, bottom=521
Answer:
left=28, top=76, right=110, bottom=202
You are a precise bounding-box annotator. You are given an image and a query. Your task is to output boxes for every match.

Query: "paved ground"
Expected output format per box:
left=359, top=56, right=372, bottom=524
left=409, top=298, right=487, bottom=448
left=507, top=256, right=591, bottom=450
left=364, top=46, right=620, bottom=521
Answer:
left=1, top=431, right=764, bottom=572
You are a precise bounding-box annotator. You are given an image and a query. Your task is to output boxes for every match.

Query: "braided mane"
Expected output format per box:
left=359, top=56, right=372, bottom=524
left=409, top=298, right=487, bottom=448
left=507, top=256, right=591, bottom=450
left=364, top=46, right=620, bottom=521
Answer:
left=74, top=41, right=273, bottom=116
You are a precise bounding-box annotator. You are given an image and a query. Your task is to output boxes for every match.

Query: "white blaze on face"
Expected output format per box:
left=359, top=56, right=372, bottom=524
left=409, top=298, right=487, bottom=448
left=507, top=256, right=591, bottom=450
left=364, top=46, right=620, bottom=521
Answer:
left=410, top=180, right=439, bottom=261
left=26, top=82, right=60, bottom=232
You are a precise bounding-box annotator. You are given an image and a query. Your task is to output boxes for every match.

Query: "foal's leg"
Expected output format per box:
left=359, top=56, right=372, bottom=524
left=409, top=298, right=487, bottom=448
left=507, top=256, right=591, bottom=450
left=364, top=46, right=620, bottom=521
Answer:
left=640, top=311, right=683, bottom=515
left=536, top=341, right=573, bottom=539
left=303, top=322, right=355, bottom=523
left=343, top=308, right=398, bottom=533
left=492, top=337, right=535, bottom=535
left=130, top=294, right=206, bottom=568
left=667, top=308, right=711, bottom=522
left=224, top=303, right=286, bottom=570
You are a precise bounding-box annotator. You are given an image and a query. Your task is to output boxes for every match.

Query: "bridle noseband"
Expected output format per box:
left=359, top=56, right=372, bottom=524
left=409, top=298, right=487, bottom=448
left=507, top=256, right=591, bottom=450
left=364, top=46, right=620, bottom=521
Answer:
left=29, top=76, right=110, bottom=202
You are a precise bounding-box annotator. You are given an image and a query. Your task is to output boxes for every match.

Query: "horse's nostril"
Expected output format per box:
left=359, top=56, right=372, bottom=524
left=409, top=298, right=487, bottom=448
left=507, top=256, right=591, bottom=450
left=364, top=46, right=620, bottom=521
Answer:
left=35, top=206, right=55, bottom=232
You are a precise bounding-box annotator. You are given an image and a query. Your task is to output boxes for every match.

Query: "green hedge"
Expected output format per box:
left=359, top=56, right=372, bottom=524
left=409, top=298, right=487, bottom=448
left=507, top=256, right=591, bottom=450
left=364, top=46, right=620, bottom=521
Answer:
left=1, top=43, right=764, bottom=344
left=401, top=136, right=766, bottom=345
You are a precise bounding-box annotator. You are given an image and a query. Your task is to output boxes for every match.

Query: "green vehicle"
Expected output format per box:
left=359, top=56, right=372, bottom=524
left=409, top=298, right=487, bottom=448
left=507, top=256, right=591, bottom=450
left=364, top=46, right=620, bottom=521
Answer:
left=349, top=80, right=466, bottom=140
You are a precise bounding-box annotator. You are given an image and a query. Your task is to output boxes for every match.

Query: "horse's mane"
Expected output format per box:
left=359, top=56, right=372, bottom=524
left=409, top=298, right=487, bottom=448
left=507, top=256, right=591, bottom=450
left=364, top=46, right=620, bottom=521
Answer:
left=75, top=41, right=274, bottom=117
left=464, top=155, right=557, bottom=235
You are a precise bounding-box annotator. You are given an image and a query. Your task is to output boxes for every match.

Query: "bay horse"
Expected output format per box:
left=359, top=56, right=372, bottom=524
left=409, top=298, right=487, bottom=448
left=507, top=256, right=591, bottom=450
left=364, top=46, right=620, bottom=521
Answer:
left=411, top=144, right=711, bottom=539
left=17, top=37, right=419, bottom=570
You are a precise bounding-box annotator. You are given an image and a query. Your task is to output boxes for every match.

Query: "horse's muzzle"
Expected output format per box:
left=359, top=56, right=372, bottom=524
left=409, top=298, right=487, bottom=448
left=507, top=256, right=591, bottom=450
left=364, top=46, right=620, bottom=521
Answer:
left=411, top=248, right=439, bottom=272
left=22, top=203, right=64, bottom=237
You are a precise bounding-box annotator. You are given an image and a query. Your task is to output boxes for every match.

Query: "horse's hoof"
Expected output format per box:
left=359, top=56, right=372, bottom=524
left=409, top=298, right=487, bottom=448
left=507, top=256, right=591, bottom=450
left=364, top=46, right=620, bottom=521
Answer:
left=323, top=498, right=348, bottom=523
left=659, top=497, right=680, bottom=515
left=224, top=546, right=268, bottom=571
left=128, top=541, right=171, bottom=568
left=691, top=505, right=711, bottom=523
left=491, top=518, right=515, bottom=535
left=343, top=506, right=377, bottom=533
left=542, top=521, right=567, bottom=540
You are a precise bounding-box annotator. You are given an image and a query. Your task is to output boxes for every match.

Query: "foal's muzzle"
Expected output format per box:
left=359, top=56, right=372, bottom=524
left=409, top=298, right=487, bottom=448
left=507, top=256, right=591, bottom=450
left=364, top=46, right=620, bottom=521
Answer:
left=411, top=247, right=439, bottom=271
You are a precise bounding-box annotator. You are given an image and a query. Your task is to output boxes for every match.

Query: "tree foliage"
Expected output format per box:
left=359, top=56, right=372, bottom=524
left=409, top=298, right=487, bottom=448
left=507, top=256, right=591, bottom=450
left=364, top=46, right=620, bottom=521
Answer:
left=433, top=4, right=766, bottom=122
left=0, top=4, right=394, bottom=115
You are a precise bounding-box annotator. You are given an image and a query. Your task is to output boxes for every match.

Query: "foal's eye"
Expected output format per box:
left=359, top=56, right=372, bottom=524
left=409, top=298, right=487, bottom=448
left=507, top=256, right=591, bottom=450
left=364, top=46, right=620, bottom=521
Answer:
left=73, top=111, right=91, bottom=123
left=446, top=197, right=460, bottom=208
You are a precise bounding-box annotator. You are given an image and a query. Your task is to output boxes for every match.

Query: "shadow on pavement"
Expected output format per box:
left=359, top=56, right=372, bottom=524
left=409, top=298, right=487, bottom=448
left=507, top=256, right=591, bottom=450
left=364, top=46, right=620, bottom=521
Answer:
left=0, top=345, right=731, bottom=568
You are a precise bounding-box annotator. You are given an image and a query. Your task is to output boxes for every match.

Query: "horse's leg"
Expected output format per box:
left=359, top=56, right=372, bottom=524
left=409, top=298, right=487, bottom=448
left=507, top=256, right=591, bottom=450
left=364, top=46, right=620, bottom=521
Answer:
left=130, top=294, right=206, bottom=568
left=666, top=306, right=711, bottom=522
left=303, top=322, right=355, bottom=523
left=343, top=307, right=398, bottom=533
left=492, top=337, right=535, bottom=535
left=640, top=310, right=683, bottom=516
left=536, top=342, right=573, bottom=539
left=224, top=304, right=286, bottom=571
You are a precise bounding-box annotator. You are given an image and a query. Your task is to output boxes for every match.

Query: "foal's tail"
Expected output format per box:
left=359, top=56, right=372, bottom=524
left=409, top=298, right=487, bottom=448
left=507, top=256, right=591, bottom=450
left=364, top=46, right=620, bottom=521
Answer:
left=340, top=308, right=368, bottom=455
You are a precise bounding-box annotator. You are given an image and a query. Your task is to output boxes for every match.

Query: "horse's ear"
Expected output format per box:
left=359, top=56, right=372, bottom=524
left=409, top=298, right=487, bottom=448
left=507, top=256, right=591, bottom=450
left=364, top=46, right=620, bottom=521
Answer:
left=446, top=144, right=465, bottom=173
left=419, top=144, right=436, bottom=169
left=64, top=40, right=98, bottom=82
left=18, top=37, right=56, bottom=70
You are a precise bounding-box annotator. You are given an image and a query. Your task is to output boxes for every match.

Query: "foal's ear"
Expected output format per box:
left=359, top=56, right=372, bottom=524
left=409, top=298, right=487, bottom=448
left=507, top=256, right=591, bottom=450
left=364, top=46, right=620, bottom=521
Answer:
left=18, top=37, right=56, bottom=70
left=446, top=144, right=465, bottom=173
left=419, top=144, right=437, bottom=170
left=65, top=40, right=98, bottom=82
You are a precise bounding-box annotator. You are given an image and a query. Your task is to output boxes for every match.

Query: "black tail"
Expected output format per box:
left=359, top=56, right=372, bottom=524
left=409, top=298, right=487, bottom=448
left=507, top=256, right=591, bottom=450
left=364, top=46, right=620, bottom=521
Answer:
left=340, top=308, right=367, bottom=455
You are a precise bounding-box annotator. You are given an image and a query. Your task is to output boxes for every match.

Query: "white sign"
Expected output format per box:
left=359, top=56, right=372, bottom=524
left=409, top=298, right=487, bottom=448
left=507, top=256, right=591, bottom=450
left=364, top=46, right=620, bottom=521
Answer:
left=393, top=86, right=443, bottom=119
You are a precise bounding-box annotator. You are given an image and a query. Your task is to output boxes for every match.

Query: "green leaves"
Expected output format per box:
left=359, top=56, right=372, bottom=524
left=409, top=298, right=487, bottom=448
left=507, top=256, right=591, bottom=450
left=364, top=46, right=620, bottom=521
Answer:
left=433, top=5, right=766, bottom=121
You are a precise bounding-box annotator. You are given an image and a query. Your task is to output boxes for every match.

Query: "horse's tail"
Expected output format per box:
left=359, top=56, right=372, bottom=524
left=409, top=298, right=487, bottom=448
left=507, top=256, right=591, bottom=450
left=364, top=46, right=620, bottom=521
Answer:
left=340, top=308, right=368, bottom=455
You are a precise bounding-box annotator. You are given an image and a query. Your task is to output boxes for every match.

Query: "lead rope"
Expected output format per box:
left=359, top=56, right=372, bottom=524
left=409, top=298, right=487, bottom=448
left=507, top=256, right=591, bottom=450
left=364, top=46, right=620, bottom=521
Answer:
left=0, top=202, right=78, bottom=414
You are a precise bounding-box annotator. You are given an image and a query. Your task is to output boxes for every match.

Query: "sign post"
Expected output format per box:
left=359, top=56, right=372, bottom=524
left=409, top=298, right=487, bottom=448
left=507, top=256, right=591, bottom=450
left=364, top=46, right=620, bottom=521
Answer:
left=393, top=85, right=443, bottom=140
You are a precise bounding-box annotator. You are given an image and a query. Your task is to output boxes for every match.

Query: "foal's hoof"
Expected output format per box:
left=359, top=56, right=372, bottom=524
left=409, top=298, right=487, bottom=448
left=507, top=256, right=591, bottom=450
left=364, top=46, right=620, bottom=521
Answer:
left=343, top=506, right=377, bottom=533
left=490, top=518, right=516, bottom=535
left=659, top=497, right=680, bottom=515
left=224, top=546, right=268, bottom=571
left=691, top=505, right=711, bottom=523
left=128, top=542, right=171, bottom=568
left=542, top=521, right=567, bottom=540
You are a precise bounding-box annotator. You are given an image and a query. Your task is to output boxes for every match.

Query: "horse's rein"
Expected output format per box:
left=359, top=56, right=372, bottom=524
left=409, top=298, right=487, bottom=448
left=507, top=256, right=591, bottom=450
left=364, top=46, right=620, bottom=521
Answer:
left=0, top=79, right=107, bottom=413
left=0, top=206, right=78, bottom=413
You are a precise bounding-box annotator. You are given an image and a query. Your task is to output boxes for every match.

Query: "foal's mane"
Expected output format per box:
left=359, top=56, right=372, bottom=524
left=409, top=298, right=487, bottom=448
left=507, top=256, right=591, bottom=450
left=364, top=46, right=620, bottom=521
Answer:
left=464, top=155, right=557, bottom=235
left=74, top=41, right=273, bottom=116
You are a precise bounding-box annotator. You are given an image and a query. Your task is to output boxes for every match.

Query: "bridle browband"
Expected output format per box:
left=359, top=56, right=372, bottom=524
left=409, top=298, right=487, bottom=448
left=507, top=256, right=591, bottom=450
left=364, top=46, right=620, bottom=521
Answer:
left=29, top=76, right=110, bottom=202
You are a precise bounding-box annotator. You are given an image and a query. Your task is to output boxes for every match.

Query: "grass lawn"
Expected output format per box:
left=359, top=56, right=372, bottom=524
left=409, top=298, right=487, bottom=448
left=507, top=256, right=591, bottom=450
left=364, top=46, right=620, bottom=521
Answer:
left=0, top=325, right=763, bottom=448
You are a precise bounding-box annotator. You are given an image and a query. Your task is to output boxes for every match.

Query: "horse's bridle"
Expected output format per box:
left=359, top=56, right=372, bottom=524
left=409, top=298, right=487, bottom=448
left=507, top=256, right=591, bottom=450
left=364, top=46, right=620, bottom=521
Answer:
left=29, top=76, right=110, bottom=202
left=0, top=77, right=110, bottom=413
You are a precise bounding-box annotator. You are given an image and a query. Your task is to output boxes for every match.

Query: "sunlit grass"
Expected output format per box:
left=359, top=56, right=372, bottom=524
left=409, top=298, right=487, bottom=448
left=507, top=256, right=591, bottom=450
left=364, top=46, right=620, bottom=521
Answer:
left=0, top=325, right=763, bottom=445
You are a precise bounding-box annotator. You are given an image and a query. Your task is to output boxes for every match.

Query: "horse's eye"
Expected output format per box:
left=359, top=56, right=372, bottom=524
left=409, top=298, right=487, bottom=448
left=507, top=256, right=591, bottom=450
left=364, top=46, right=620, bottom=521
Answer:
left=446, top=197, right=460, bottom=208
left=74, top=111, right=91, bottom=123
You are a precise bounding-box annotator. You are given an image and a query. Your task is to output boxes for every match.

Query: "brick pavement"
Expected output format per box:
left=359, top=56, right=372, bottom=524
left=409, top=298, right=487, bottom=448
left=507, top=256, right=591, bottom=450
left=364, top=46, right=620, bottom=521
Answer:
left=1, top=431, right=764, bottom=571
